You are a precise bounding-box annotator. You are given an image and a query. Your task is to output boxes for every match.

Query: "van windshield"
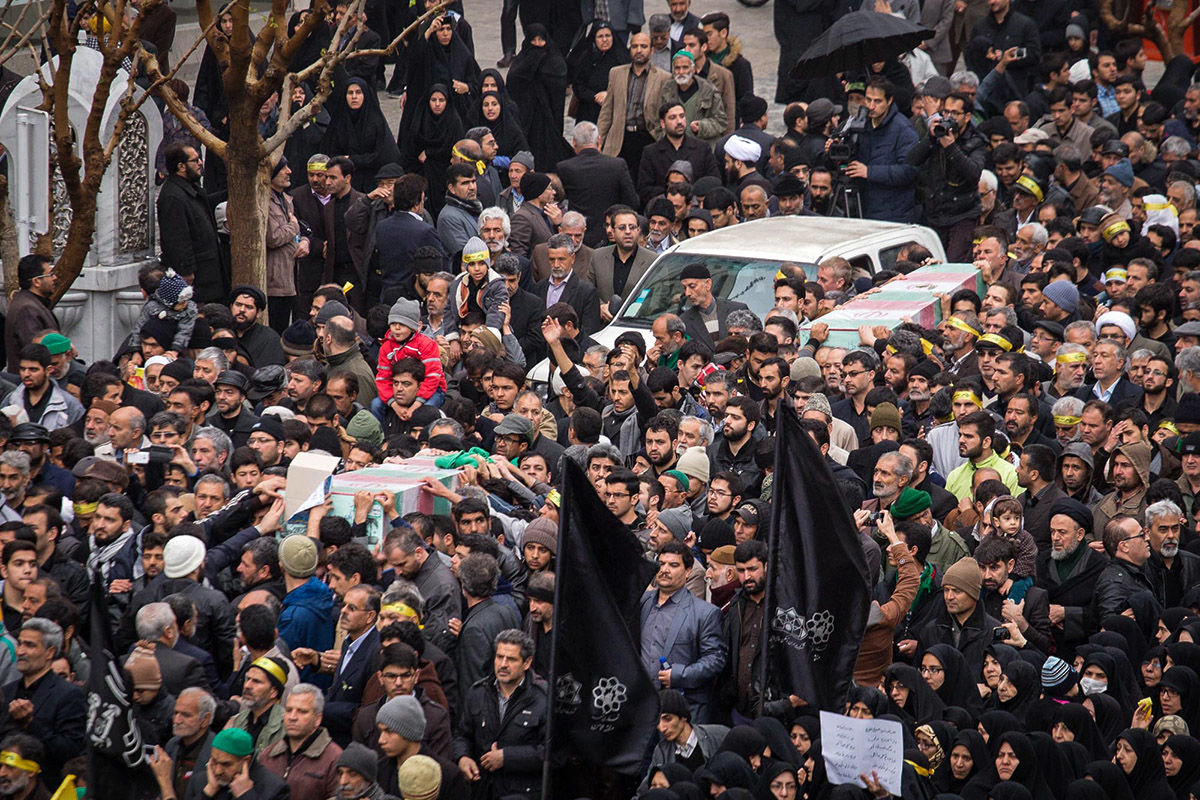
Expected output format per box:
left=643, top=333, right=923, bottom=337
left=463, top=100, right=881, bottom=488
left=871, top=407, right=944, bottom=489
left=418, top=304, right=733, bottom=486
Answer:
left=615, top=254, right=818, bottom=327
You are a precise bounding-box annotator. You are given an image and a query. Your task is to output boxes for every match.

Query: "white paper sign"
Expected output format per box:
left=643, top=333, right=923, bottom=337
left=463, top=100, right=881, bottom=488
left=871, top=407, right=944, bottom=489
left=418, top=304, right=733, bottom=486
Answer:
left=819, top=710, right=904, bottom=793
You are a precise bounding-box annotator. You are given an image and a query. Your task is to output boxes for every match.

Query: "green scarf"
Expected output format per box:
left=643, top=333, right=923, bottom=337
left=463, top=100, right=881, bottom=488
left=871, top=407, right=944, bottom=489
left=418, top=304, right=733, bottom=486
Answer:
left=910, top=562, right=936, bottom=612
left=434, top=447, right=494, bottom=469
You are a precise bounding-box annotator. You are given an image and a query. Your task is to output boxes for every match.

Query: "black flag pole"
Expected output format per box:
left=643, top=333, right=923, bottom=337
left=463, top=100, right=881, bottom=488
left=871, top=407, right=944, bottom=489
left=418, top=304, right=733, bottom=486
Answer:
left=542, top=459, right=660, bottom=797
left=764, top=404, right=872, bottom=711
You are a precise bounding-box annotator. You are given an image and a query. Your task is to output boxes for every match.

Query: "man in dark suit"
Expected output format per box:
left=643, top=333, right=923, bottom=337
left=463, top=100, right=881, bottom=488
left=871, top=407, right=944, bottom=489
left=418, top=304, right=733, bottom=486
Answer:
left=555, top=122, right=639, bottom=247
left=678, top=262, right=747, bottom=350
left=496, top=255, right=549, bottom=366
left=534, top=234, right=602, bottom=337
left=160, top=688, right=216, bottom=800
left=290, top=154, right=337, bottom=319
left=591, top=206, right=657, bottom=321
left=323, top=586, right=382, bottom=746
left=374, top=173, right=447, bottom=304
left=4, top=618, right=86, bottom=781
left=1073, top=339, right=1144, bottom=411
left=132, top=602, right=210, bottom=696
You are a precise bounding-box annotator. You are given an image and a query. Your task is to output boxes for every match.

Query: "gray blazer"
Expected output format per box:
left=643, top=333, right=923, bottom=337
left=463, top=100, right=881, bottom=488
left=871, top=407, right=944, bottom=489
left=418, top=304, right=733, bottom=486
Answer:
left=639, top=587, right=727, bottom=716
left=590, top=244, right=657, bottom=304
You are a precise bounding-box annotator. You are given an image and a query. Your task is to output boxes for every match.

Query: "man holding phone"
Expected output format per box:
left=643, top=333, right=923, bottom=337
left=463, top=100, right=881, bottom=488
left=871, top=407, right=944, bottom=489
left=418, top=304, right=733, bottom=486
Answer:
left=964, top=0, right=1040, bottom=94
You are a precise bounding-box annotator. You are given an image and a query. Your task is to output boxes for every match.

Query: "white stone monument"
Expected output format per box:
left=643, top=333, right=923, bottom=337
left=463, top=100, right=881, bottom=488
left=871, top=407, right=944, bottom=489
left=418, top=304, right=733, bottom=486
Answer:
left=0, top=47, right=162, bottom=362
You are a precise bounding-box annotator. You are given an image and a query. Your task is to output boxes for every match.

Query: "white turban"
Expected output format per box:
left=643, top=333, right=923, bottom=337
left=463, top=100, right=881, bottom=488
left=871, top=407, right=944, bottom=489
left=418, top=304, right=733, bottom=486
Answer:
left=724, top=135, right=761, bottom=164
left=1095, top=310, right=1136, bottom=343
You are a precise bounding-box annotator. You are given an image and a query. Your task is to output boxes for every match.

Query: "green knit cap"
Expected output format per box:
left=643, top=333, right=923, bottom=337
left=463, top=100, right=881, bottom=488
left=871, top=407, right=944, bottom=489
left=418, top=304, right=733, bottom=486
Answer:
left=890, top=488, right=932, bottom=520
left=212, top=728, right=254, bottom=758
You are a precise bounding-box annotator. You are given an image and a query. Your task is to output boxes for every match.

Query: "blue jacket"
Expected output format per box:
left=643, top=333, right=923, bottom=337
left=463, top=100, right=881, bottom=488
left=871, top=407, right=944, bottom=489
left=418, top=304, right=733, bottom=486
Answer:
left=854, top=103, right=920, bottom=223
left=279, top=577, right=335, bottom=679
left=639, top=587, right=727, bottom=720
left=374, top=210, right=447, bottom=297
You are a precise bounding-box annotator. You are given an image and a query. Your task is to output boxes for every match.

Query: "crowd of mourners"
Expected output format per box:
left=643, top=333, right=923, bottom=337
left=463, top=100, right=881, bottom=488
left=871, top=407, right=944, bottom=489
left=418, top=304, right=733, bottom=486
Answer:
left=6, top=0, right=1200, bottom=798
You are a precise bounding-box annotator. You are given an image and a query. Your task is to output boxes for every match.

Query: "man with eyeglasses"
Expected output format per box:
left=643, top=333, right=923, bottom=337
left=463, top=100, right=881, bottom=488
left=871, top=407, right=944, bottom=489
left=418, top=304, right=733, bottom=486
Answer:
left=156, top=143, right=226, bottom=303
left=907, top=92, right=987, bottom=262
left=1093, top=514, right=1163, bottom=619
left=1136, top=355, right=1176, bottom=429
left=4, top=255, right=60, bottom=374
left=351, top=642, right=452, bottom=760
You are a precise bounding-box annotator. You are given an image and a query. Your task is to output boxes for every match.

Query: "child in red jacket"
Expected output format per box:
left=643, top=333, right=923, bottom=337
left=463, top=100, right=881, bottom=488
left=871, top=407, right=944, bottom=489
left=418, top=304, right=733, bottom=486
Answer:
left=375, top=298, right=447, bottom=420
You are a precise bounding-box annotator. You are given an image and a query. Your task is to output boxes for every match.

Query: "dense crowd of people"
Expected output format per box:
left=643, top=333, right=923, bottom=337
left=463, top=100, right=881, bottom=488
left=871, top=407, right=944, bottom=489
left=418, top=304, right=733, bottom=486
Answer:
left=4, top=0, right=1200, bottom=798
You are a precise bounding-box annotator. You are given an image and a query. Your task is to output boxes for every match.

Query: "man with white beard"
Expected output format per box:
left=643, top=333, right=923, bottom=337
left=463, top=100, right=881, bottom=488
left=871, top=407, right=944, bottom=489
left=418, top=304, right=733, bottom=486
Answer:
left=1145, top=499, right=1200, bottom=607
left=1035, top=497, right=1107, bottom=657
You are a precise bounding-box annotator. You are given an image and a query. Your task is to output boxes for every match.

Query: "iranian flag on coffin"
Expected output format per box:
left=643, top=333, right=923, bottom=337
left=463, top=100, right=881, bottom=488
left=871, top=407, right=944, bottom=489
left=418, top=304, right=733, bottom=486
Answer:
left=329, top=462, right=459, bottom=545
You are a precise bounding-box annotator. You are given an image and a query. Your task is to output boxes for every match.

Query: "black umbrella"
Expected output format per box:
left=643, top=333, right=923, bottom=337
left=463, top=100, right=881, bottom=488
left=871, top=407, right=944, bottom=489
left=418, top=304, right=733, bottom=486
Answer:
left=791, top=10, right=933, bottom=79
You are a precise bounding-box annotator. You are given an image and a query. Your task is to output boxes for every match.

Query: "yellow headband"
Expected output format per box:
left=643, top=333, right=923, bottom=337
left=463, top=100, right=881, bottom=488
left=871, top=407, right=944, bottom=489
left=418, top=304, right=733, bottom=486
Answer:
left=382, top=602, right=420, bottom=621
left=1102, top=219, right=1131, bottom=241
left=945, top=316, right=980, bottom=337
left=1053, top=415, right=1082, bottom=426
left=307, top=161, right=327, bottom=172
left=1014, top=175, right=1044, bottom=202
left=1145, top=201, right=1177, bottom=214
left=977, top=333, right=1013, bottom=351
left=452, top=146, right=486, bottom=175
left=250, top=657, right=287, bottom=688
left=0, top=752, right=39, bottom=774
left=1159, top=420, right=1181, bottom=435
left=921, top=338, right=935, bottom=356
left=1104, top=268, right=1128, bottom=283
left=905, top=760, right=934, bottom=778
left=953, top=390, right=982, bottom=406
left=1056, top=351, right=1088, bottom=365
left=462, top=248, right=490, bottom=265
left=73, top=501, right=99, bottom=516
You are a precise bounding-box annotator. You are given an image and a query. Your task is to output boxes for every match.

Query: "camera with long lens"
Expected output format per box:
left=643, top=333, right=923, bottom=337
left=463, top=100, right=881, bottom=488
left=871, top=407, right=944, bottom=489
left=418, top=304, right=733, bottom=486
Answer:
left=931, top=116, right=959, bottom=139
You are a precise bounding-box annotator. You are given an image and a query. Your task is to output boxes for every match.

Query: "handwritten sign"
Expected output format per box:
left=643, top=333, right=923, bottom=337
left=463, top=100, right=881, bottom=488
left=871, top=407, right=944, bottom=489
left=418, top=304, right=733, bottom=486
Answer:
left=819, top=711, right=903, bottom=793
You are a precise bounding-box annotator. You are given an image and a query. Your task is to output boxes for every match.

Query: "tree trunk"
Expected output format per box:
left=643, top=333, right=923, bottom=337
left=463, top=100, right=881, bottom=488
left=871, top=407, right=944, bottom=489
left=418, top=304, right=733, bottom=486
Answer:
left=0, top=177, right=19, bottom=299
left=225, top=146, right=271, bottom=291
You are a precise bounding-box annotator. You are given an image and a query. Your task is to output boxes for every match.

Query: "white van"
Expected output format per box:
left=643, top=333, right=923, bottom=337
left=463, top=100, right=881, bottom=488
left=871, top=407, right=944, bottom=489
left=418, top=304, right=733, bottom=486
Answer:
left=529, top=217, right=946, bottom=385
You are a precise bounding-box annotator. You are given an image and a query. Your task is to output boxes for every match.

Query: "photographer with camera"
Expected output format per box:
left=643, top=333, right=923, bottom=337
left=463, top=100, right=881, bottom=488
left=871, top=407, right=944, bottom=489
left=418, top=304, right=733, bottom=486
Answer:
left=840, top=77, right=920, bottom=223
left=907, top=92, right=988, bottom=262
left=964, top=0, right=1041, bottom=95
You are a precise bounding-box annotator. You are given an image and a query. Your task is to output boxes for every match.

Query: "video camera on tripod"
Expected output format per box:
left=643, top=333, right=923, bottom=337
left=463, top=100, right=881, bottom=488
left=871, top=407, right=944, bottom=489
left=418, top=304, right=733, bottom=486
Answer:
left=827, top=106, right=869, bottom=168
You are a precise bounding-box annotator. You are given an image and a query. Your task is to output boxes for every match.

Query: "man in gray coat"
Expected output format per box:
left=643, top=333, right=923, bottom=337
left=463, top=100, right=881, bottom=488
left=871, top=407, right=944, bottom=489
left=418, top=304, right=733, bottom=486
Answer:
left=436, top=162, right=483, bottom=259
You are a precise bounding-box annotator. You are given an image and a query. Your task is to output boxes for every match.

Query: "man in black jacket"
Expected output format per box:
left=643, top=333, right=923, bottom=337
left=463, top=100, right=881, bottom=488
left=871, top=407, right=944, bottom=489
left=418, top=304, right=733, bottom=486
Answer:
left=678, top=263, right=748, bottom=351
left=976, top=536, right=1053, bottom=654
left=156, top=144, right=227, bottom=303
left=1145, top=499, right=1200, bottom=608
left=907, top=92, right=987, bottom=262
left=4, top=618, right=85, bottom=782
left=455, top=554, right=521, bottom=691
left=1093, top=514, right=1164, bottom=620
left=637, top=103, right=721, bottom=207
left=1036, top=498, right=1107, bottom=661
left=290, top=155, right=336, bottom=318
left=496, top=255, right=547, bottom=366
left=915, top=556, right=1001, bottom=675
left=452, top=629, right=546, bottom=799
left=556, top=122, right=639, bottom=248
left=964, top=0, right=1041, bottom=94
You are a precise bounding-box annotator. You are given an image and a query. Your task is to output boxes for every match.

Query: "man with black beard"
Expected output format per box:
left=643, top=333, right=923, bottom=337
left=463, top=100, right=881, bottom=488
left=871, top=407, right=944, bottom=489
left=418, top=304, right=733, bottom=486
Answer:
left=719, top=540, right=772, bottom=721
left=0, top=734, right=48, bottom=800
left=807, top=167, right=837, bottom=216
left=229, top=286, right=285, bottom=368
left=1145, top=499, right=1200, bottom=607
left=756, top=357, right=789, bottom=433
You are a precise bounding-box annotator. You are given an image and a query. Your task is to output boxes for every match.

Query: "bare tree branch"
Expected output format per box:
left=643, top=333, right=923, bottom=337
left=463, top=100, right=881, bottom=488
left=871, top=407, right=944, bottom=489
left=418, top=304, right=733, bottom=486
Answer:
left=344, top=0, right=448, bottom=59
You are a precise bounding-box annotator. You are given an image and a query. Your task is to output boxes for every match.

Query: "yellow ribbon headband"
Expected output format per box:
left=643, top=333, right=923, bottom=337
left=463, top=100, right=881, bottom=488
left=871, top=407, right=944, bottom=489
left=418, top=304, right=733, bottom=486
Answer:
left=953, top=390, right=982, bottom=406
left=1014, top=175, right=1044, bottom=203
left=945, top=316, right=980, bottom=337
left=977, top=333, right=1013, bottom=351
left=451, top=146, right=486, bottom=175
left=382, top=602, right=420, bottom=621
left=1102, top=219, right=1131, bottom=241
left=1160, top=420, right=1181, bottom=435
left=1056, top=351, right=1087, bottom=365
left=0, top=751, right=39, bottom=774
left=1053, top=415, right=1082, bottom=426
left=73, top=501, right=99, bottom=515
left=250, top=657, right=288, bottom=688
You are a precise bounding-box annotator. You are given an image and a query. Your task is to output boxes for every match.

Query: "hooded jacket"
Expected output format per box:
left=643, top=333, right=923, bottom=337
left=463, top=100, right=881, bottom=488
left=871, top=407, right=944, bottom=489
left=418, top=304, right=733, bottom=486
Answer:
left=853, top=101, right=921, bottom=223
left=1057, top=441, right=1104, bottom=505
left=1093, top=440, right=1152, bottom=538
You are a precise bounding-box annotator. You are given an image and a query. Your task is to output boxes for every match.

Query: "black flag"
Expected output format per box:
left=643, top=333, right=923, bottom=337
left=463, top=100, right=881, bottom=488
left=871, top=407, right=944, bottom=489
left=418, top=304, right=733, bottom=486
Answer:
left=85, top=571, right=155, bottom=799
left=548, top=459, right=660, bottom=773
left=765, top=405, right=871, bottom=711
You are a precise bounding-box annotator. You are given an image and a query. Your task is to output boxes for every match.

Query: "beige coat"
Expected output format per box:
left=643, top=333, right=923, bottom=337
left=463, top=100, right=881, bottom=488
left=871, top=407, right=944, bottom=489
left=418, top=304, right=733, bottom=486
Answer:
left=597, top=63, right=670, bottom=157
left=265, top=190, right=300, bottom=297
